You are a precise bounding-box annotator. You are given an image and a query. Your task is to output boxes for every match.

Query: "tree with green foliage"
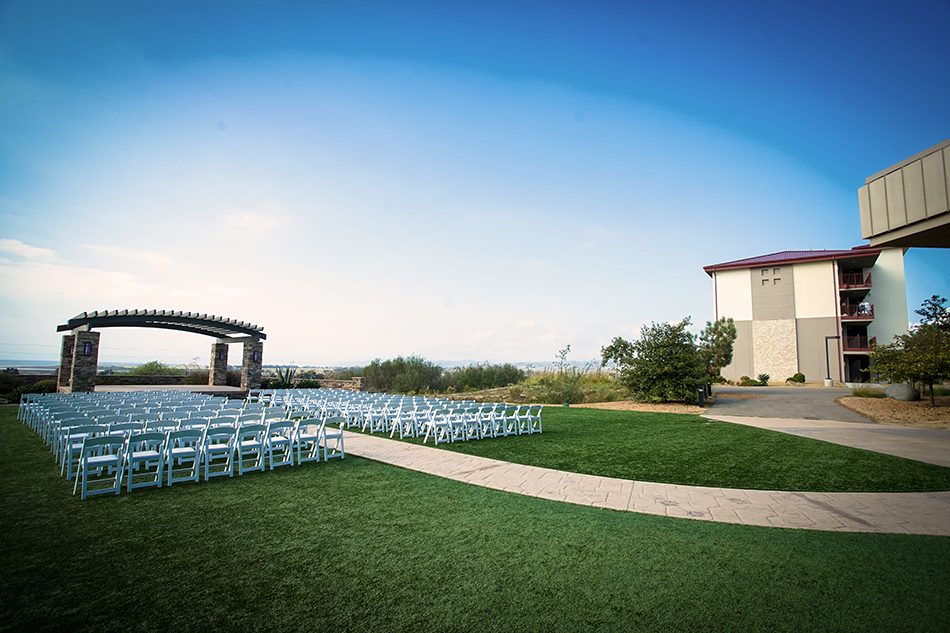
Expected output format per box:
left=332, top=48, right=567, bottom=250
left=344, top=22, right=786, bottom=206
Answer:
left=698, top=316, right=737, bottom=378
left=870, top=324, right=950, bottom=407
left=362, top=355, right=444, bottom=393
left=915, top=294, right=950, bottom=333
left=129, top=360, right=181, bottom=376
left=601, top=318, right=707, bottom=404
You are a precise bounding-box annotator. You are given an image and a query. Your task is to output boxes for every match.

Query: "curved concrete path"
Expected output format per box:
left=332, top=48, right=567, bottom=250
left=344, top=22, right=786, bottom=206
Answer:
left=340, top=427, right=950, bottom=536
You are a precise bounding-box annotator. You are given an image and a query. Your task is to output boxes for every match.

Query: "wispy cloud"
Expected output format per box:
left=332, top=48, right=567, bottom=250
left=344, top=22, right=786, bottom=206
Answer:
left=84, top=245, right=175, bottom=269
left=221, top=207, right=281, bottom=232
left=0, top=239, right=64, bottom=263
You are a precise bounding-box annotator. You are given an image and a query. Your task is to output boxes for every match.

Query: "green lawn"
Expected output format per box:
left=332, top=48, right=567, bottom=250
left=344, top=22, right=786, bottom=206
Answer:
left=378, top=406, right=950, bottom=492
left=3, top=405, right=950, bottom=632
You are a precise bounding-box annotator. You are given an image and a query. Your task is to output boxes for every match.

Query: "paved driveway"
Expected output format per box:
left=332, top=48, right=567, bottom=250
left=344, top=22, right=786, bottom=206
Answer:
left=710, top=386, right=870, bottom=423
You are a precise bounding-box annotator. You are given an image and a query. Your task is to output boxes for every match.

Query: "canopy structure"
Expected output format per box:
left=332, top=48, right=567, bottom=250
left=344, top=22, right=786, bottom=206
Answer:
left=57, top=309, right=266, bottom=341
left=55, top=309, right=265, bottom=393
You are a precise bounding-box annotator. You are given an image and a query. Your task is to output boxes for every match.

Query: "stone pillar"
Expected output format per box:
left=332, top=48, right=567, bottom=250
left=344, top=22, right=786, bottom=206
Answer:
left=69, top=330, right=100, bottom=393
left=241, top=340, right=263, bottom=391
left=353, top=377, right=366, bottom=392
left=210, top=342, right=229, bottom=386
left=58, top=334, right=75, bottom=391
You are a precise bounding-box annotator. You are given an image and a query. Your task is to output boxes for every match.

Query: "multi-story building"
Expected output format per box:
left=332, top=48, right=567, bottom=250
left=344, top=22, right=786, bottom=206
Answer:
left=702, top=246, right=908, bottom=384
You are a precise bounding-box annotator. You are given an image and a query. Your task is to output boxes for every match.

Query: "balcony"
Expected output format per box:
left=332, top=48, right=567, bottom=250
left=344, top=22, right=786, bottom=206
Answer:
left=839, top=272, right=871, bottom=288
left=841, top=303, right=874, bottom=320
left=843, top=336, right=876, bottom=351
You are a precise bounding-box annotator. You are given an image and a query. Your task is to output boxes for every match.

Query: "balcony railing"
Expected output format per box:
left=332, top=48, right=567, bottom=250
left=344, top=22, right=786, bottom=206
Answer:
left=839, top=272, right=871, bottom=288
left=843, top=336, right=876, bottom=351
left=841, top=303, right=874, bottom=319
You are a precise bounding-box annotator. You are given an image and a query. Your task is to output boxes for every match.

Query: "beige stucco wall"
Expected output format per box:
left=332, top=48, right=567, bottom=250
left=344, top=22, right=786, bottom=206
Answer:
left=795, top=316, right=840, bottom=382
left=867, top=248, right=909, bottom=346
left=720, top=319, right=753, bottom=381
left=751, top=265, right=795, bottom=320
left=792, top=260, right=837, bottom=319
left=752, top=319, right=799, bottom=382
left=714, top=269, right=752, bottom=321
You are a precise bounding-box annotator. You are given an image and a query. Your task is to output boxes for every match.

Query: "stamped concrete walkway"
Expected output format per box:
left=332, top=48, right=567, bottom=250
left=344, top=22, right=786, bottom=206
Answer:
left=340, top=427, right=950, bottom=536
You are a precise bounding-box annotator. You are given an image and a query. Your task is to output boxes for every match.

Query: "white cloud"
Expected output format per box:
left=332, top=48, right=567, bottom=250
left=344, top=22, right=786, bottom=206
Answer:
left=0, top=239, right=63, bottom=262
left=84, top=244, right=175, bottom=269
left=221, top=207, right=281, bottom=232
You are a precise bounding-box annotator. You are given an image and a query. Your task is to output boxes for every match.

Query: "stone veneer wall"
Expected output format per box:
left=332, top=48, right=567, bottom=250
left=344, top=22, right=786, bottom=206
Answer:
left=58, top=335, right=74, bottom=388
left=69, top=331, right=101, bottom=393
left=751, top=319, right=799, bottom=382
left=314, top=378, right=365, bottom=392
left=210, top=342, right=229, bottom=386
left=241, top=340, right=264, bottom=391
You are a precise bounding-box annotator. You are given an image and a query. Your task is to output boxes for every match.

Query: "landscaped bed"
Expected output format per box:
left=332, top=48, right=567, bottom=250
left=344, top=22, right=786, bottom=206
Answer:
left=2, top=405, right=949, bottom=632
left=837, top=395, right=950, bottom=429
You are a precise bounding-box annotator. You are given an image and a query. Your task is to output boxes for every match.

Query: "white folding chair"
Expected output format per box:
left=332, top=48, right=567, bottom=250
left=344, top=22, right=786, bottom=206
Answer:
left=265, top=420, right=296, bottom=469
left=73, top=435, right=127, bottom=499
left=61, top=424, right=106, bottom=480
left=166, top=428, right=204, bottom=485
left=320, top=416, right=345, bottom=460
left=236, top=424, right=267, bottom=475
left=293, top=417, right=322, bottom=465
left=125, top=431, right=167, bottom=492
left=203, top=426, right=237, bottom=480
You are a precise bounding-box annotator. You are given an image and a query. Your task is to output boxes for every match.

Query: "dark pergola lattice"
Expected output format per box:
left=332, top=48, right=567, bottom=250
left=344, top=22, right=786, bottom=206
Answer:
left=56, top=309, right=266, bottom=340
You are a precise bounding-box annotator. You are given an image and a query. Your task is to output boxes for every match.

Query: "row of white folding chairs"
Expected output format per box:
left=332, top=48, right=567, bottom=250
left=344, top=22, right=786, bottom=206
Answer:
left=418, top=404, right=542, bottom=443
left=71, top=416, right=345, bottom=499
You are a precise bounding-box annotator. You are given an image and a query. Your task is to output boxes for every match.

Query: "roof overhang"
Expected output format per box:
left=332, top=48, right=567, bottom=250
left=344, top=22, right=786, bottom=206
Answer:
left=703, top=246, right=884, bottom=276
left=56, top=310, right=266, bottom=340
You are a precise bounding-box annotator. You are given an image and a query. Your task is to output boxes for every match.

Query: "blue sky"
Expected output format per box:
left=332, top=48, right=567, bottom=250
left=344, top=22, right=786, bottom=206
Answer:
left=1, top=0, right=948, bottom=367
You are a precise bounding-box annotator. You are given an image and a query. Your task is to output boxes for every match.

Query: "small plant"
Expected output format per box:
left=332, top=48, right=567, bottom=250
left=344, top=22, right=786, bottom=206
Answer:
left=786, top=373, right=806, bottom=383
left=851, top=387, right=886, bottom=398
left=739, top=375, right=760, bottom=386
left=274, top=366, right=297, bottom=389
left=757, top=373, right=770, bottom=386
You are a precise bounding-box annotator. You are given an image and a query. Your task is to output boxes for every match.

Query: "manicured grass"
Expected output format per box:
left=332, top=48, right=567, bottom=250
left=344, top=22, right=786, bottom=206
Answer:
left=387, top=407, right=950, bottom=492
left=2, top=407, right=949, bottom=632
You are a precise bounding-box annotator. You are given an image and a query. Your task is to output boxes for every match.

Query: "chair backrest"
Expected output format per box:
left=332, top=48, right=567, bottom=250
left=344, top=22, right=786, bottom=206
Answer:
left=127, top=431, right=168, bottom=451
left=207, top=415, right=236, bottom=427
left=108, top=421, right=146, bottom=436
left=79, top=434, right=127, bottom=456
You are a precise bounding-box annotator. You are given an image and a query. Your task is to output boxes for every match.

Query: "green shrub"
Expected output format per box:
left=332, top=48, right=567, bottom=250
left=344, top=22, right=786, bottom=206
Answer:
left=601, top=319, right=707, bottom=404
left=786, top=373, right=806, bottom=383
left=757, top=373, right=770, bottom=386
left=6, top=379, right=57, bottom=403
left=710, top=374, right=727, bottom=384
left=129, top=361, right=182, bottom=376
left=0, top=373, right=25, bottom=395
left=851, top=387, right=887, bottom=398
left=442, top=363, right=526, bottom=392
left=295, top=379, right=322, bottom=389
left=739, top=376, right=760, bottom=387
left=182, top=370, right=209, bottom=385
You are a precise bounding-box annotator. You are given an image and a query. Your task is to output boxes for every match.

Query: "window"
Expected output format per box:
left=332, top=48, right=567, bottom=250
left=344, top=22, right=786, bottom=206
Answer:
left=773, top=267, right=781, bottom=275
left=762, top=279, right=769, bottom=286
left=773, top=278, right=781, bottom=285
left=762, top=269, right=768, bottom=276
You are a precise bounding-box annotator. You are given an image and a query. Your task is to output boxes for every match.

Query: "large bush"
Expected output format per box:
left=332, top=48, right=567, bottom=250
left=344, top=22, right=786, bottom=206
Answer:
left=6, top=379, right=57, bottom=403
left=442, top=363, right=526, bottom=392
left=129, top=361, right=182, bottom=376
left=362, top=355, right=444, bottom=393
left=602, top=318, right=707, bottom=404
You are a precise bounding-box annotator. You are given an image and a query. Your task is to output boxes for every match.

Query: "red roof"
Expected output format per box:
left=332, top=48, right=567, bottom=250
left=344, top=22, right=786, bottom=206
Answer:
left=703, top=246, right=882, bottom=275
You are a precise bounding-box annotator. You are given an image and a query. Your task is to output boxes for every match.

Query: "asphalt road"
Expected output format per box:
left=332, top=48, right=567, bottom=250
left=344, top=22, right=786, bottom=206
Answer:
left=710, top=385, right=871, bottom=423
